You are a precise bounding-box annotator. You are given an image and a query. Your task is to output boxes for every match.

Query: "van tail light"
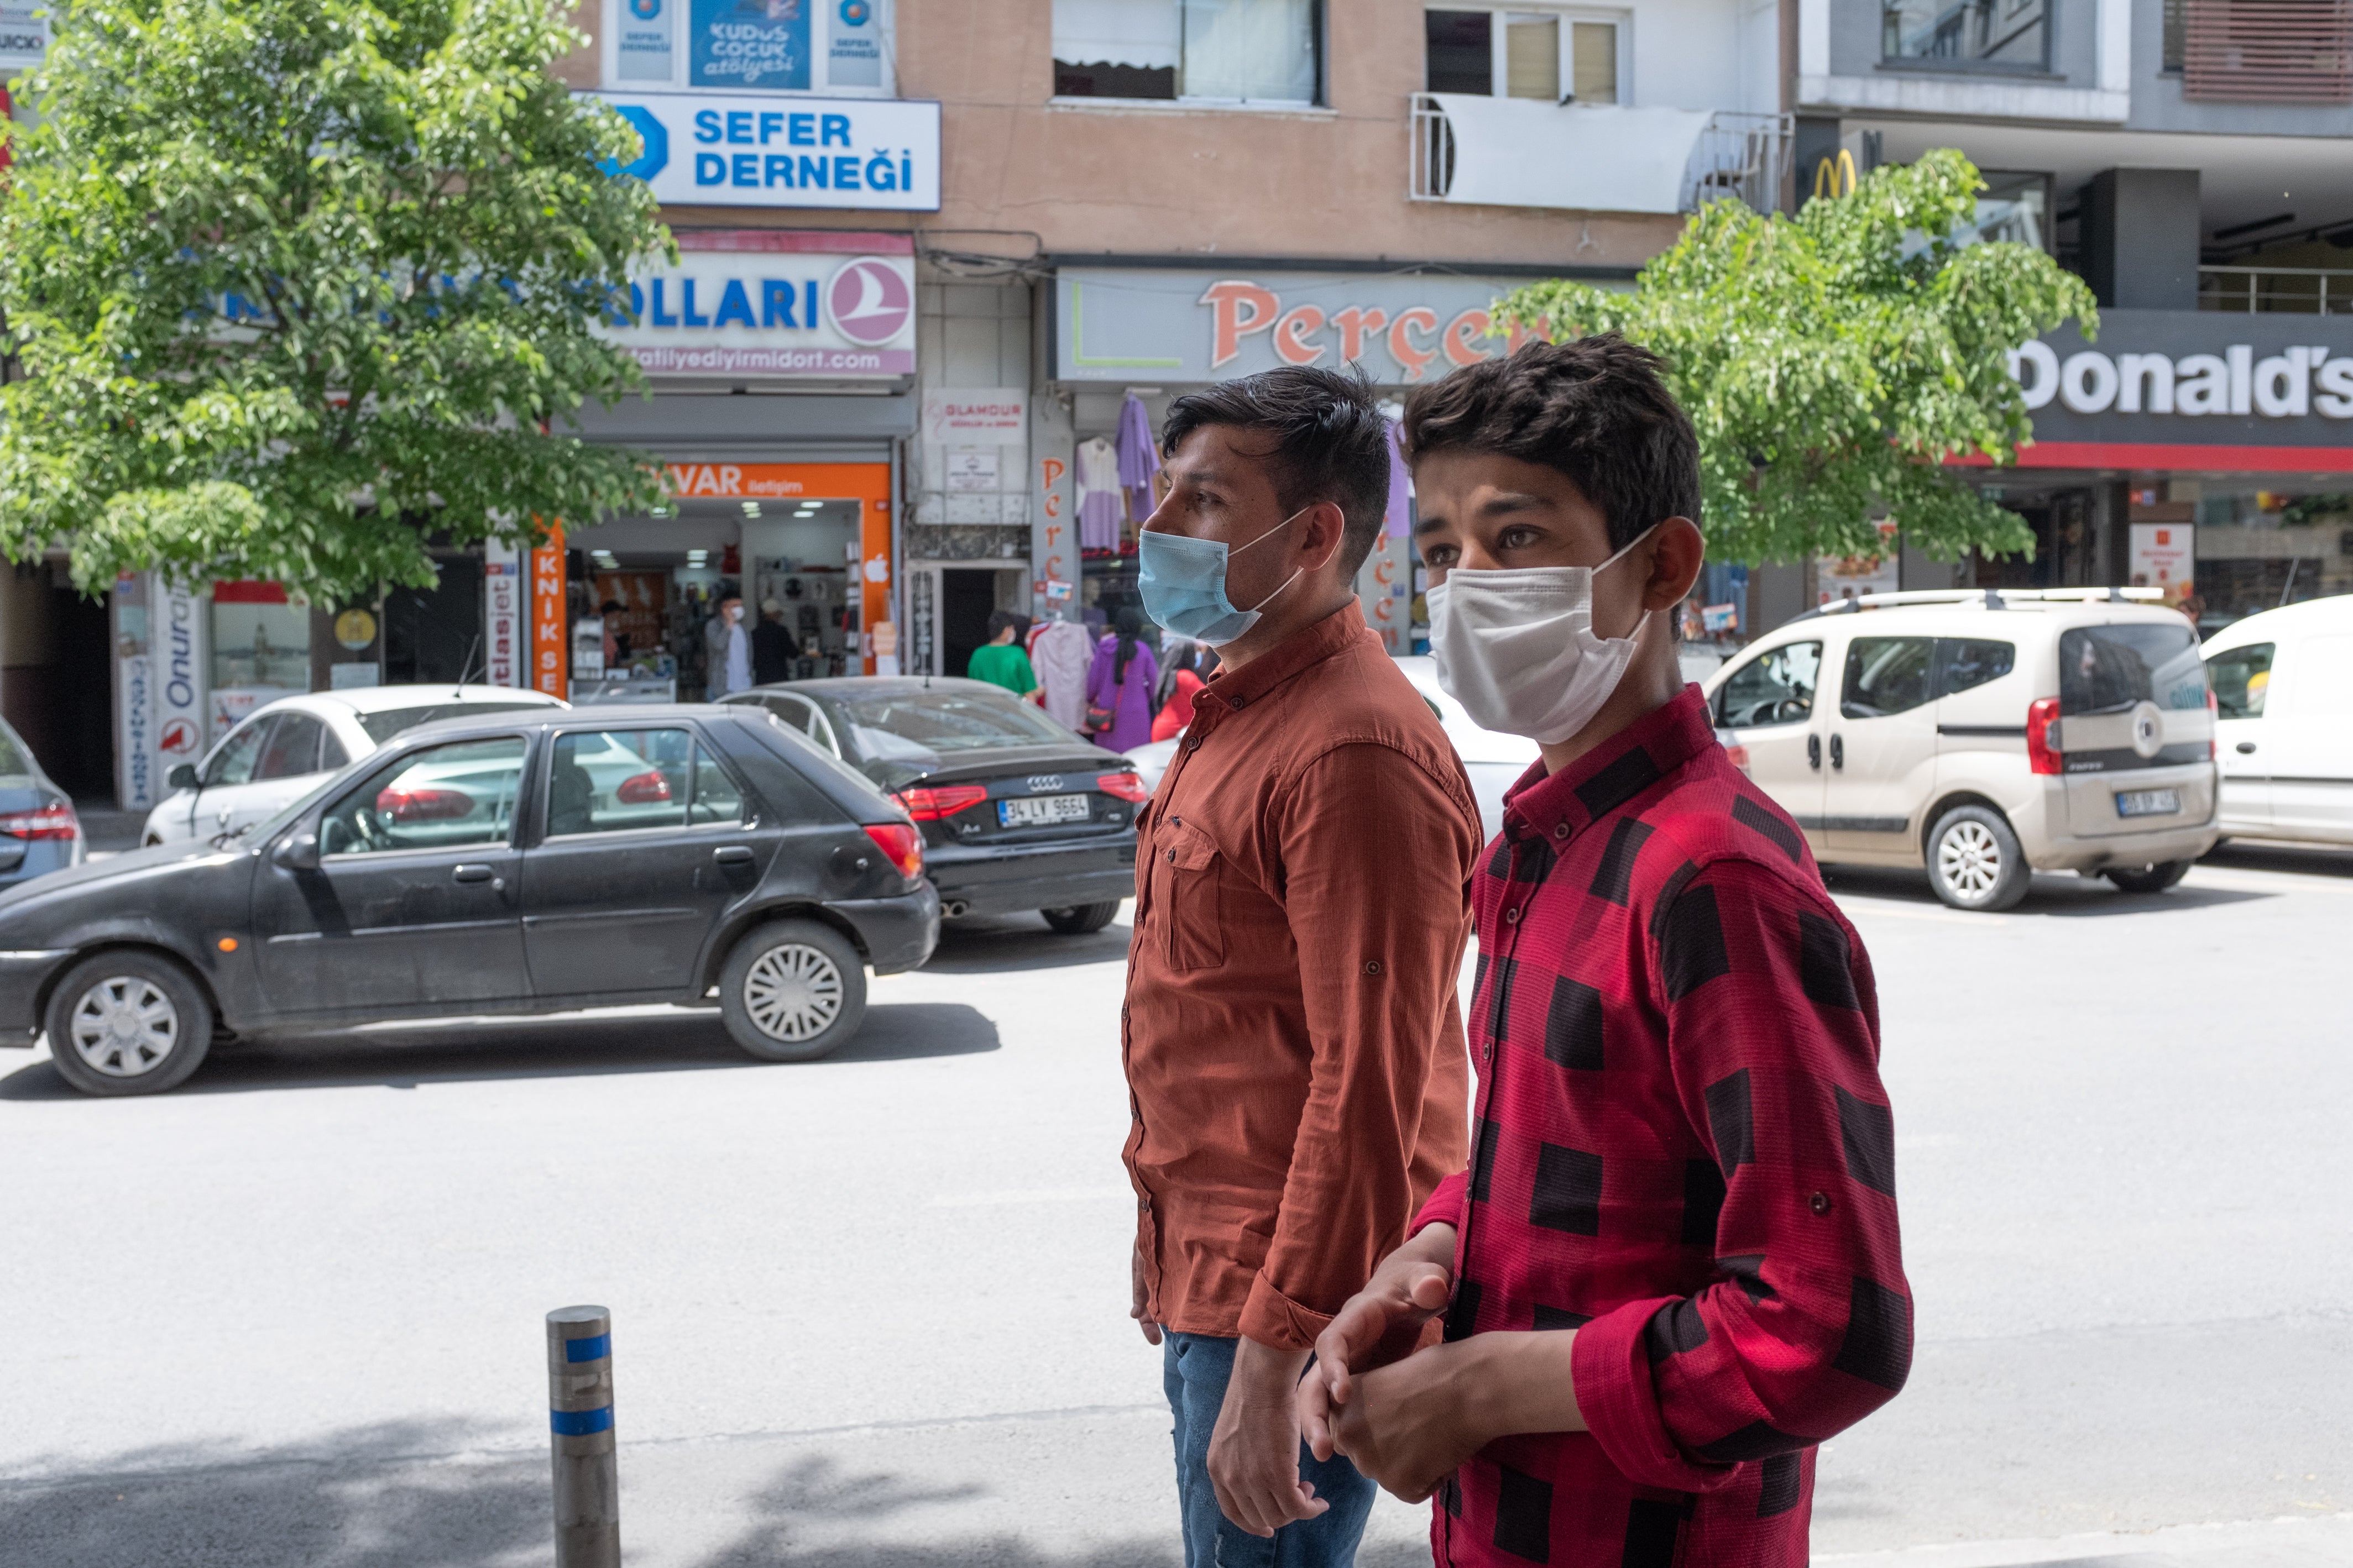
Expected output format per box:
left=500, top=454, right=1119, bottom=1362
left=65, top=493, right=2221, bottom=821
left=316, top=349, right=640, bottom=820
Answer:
left=616, top=769, right=672, bottom=804
left=863, top=822, right=925, bottom=880
left=0, top=800, right=79, bottom=840
left=1722, top=744, right=1751, bottom=775
left=2206, top=688, right=2218, bottom=760
left=894, top=784, right=988, bottom=820
left=1095, top=771, right=1151, bottom=803
left=2026, top=697, right=2063, bottom=775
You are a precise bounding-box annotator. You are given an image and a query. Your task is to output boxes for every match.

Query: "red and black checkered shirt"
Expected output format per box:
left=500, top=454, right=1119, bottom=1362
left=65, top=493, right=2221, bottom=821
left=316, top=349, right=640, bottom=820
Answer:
left=1411, top=685, right=1911, bottom=1567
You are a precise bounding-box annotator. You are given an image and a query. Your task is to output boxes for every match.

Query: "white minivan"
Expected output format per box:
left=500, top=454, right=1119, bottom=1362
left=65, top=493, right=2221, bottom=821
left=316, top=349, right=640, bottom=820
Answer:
left=1702, top=589, right=2219, bottom=911
left=2203, top=594, right=2353, bottom=847
left=142, top=685, right=567, bottom=846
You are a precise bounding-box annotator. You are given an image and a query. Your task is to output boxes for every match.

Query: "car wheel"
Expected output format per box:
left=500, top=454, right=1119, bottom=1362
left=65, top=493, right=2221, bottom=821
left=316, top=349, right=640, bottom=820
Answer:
left=43, top=952, right=215, bottom=1097
left=718, top=919, right=867, bottom=1063
left=1040, top=901, right=1119, bottom=936
left=1925, top=806, right=2031, bottom=913
left=2105, top=859, right=2192, bottom=894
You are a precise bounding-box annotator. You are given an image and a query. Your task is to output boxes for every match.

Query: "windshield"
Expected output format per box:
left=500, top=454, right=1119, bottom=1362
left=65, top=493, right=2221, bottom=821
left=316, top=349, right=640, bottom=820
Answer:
left=356, top=700, right=552, bottom=745
left=832, top=690, right=1075, bottom=756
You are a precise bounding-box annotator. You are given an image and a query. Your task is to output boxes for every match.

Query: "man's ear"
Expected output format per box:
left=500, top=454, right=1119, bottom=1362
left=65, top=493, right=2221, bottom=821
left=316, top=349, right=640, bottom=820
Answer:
left=1640, top=517, right=1706, bottom=611
left=1306, top=501, right=1351, bottom=576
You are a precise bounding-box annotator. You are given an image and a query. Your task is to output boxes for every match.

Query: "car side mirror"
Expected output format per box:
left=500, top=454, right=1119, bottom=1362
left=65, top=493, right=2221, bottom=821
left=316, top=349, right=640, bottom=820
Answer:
left=271, top=831, right=320, bottom=872
left=169, top=764, right=198, bottom=790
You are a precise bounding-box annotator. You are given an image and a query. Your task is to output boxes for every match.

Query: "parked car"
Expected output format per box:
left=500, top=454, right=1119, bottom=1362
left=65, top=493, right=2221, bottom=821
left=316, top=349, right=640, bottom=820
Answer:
left=2203, top=593, right=2353, bottom=847
left=0, top=715, right=82, bottom=891
left=718, top=678, right=1141, bottom=933
left=0, top=704, right=938, bottom=1096
left=140, top=685, right=568, bottom=847
left=1702, top=588, right=2220, bottom=911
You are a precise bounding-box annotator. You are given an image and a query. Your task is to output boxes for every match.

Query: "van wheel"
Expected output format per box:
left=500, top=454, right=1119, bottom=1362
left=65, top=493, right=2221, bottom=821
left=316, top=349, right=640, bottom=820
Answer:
left=1926, top=806, right=2031, bottom=913
left=718, top=920, right=867, bottom=1063
left=2105, top=859, right=2192, bottom=894
left=1040, top=901, right=1118, bottom=936
left=44, top=952, right=215, bottom=1097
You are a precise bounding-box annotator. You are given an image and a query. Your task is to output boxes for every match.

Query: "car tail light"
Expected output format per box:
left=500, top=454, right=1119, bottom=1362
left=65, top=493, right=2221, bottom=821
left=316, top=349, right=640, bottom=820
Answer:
left=1095, top=771, right=1151, bottom=803
left=863, top=822, right=924, bottom=879
left=0, top=800, right=79, bottom=840
left=1722, top=744, right=1750, bottom=774
left=616, top=769, right=672, bottom=804
left=894, top=784, right=989, bottom=820
left=2026, top=697, right=2063, bottom=775
left=375, top=786, right=474, bottom=822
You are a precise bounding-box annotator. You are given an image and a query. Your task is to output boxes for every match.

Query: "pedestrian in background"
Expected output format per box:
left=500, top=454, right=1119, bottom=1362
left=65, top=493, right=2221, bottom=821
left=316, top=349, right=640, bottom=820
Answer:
left=1086, top=607, right=1158, bottom=750
left=1126, top=364, right=1483, bottom=1568
left=752, top=598, right=794, bottom=685
left=1152, top=641, right=1214, bottom=742
left=704, top=594, right=750, bottom=699
left=967, top=609, right=1042, bottom=700
left=1299, top=337, right=1910, bottom=1568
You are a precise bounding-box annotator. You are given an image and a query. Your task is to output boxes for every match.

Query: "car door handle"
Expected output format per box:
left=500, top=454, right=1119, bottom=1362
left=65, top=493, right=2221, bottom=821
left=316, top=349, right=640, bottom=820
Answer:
left=2236, top=741, right=2257, bottom=754
left=713, top=845, right=756, bottom=866
left=452, top=863, right=500, bottom=885
left=1829, top=734, right=1844, bottom=770
left=1807, top=734, right=1822, bottom=770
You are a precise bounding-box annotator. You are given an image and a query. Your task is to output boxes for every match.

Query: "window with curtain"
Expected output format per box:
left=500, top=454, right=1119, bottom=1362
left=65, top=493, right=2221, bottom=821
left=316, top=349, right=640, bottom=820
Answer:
left=1054, top=0, right=1322, bottom=104
left=1423, top=7, right=1620, bottom=103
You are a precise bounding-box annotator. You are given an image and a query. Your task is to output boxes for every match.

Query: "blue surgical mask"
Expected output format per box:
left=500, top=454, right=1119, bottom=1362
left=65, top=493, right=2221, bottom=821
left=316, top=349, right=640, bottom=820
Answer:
left=1137, top=510, right=1305, bottom=646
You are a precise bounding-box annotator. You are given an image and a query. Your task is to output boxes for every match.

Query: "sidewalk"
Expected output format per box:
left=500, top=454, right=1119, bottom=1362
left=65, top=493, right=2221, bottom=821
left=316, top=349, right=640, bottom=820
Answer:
left=1823, top=1513, right=2353, bottom=1568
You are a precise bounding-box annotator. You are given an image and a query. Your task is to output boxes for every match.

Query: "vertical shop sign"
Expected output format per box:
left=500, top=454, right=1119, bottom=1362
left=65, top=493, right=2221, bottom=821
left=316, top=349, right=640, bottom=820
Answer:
left=530, top=525, right=568, bottom=698
left=616, top=0, right=676, bottom=80
left=485, top=539, right=522, bottom=688
left=689, top=0, right=809, bottom=90
left=114, top=577, right=154, bottom=810
left=151, top=577, right=210, bottom=787
left=2129, top=523, right=2195, bottom=606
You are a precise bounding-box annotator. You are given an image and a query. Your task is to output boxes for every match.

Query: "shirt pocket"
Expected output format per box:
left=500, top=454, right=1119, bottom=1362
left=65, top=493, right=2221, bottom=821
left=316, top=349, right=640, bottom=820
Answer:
left=1157, top=821, right=1226, bottom=972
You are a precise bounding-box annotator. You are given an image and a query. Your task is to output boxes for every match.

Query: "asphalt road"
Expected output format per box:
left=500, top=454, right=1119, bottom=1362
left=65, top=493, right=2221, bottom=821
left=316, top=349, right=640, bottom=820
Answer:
left=2, top=842, right=2349, bottom=1568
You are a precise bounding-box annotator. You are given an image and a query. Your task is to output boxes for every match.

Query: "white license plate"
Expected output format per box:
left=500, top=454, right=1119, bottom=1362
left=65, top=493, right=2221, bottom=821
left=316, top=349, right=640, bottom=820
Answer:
left=2115, top=788, right=2181, bottom=818
left=999, top=793, right=1091, bottom=827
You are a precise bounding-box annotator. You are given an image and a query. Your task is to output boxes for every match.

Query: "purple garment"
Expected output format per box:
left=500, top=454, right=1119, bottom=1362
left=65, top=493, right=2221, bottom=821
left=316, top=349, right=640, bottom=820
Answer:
left=1079, top=490, right=1123, bottom=551
left=1086, top=633, right=1160, bottom=752
left=1383, top=416, right=1413, bottom=537
left=1116, top=393, right=1162, bottom=522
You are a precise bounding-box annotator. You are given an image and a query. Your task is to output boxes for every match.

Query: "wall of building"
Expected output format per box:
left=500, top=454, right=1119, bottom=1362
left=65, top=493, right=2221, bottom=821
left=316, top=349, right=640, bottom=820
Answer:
left=910, top=278, right=1034, bottom=563
left=2125, top=4, right=2353, bottom=136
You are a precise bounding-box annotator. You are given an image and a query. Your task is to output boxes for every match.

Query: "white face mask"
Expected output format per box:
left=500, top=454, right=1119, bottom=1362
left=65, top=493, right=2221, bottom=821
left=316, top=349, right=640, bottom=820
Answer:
left=1426, top=525, right=1658, bottom=744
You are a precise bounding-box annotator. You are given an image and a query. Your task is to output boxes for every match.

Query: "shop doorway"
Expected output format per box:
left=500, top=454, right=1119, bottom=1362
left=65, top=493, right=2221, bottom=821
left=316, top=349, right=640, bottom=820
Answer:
left=0, top=563, right=113, bottom=798
left=385, top=554, right=487, bottom=686
left=938, top=566, right=1027, bottom=681
left=1974, top=488, right=2102, bottom=589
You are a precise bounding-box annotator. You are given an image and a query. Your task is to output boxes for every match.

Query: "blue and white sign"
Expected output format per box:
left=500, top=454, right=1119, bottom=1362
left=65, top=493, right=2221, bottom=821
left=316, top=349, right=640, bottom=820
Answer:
left=689, top=0, right=807, bottom=90
left=599, top=235, right=916, bottom=379
left=603, top=0, right=895, bottom=96
left=588, top=90, right=940, bottom=211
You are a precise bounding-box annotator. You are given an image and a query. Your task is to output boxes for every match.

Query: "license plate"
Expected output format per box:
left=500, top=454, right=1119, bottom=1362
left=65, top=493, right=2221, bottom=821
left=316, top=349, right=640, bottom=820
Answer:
left=999, top=793, right=1091, bottom=827
left=2115, top=788, right=2181, bottom=818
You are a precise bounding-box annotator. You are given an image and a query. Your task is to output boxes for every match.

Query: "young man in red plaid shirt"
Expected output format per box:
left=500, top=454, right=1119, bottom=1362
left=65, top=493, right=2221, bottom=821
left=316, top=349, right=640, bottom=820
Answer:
left=1299, top=337, right=1911, bottom=1567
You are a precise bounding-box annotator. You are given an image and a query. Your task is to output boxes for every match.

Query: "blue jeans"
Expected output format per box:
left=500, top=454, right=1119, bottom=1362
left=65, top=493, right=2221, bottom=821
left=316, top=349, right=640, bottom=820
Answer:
left=1162, top=1331, right=1376, bottom=1568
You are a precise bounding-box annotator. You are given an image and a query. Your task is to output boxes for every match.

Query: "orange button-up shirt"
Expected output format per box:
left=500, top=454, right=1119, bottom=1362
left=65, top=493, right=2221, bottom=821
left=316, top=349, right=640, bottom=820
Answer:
left=1123, top=605, right=1483, bottom=1352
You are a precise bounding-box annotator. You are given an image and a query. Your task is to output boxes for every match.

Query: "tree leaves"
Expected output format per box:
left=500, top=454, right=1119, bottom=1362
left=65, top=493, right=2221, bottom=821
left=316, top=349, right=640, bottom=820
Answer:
left=1492, top=150, right=2098, bottom=567
left=0, top=0, right=674, bottom=597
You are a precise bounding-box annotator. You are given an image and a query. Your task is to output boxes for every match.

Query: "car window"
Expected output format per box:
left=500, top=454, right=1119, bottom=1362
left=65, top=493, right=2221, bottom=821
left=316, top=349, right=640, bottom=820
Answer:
left=1842, top=637, right=1937, bottom=719
left=1714, top=641, right=1821, bottom=728
left=320, top=728, right=352, bottom=770
left=255, top=713, right=325, bottom=779
left=203, top=717, right=274, bottom=788
left=318, top=737, right=527, bottom=857
left=355, top=700, right=555, bottom=746
left=546, top=728, right=703, bottom=836
left=689, top=744, right=746, bottom=825
left=757, top=695, right=814, bottom=733
left=2060, top=623, right=2206, bottom=715
left=834, top=689, right=1073, bottom=752
left=0, top=723, right=28, bottom=781
left=1935, top=638, right=2015, bottom=697
left=2207, top=642, right=2273, bottom=720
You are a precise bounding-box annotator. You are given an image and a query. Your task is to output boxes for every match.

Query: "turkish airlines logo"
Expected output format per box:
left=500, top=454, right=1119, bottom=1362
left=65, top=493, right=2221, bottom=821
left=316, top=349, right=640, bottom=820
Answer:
left=160, top=718, right=200, bottom=757
left=826, top=258, right=911, bottom=347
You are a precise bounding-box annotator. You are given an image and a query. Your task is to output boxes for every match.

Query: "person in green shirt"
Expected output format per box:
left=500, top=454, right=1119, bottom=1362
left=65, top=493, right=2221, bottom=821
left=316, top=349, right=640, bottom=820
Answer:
left=966, top=610, right=1041, bottom=699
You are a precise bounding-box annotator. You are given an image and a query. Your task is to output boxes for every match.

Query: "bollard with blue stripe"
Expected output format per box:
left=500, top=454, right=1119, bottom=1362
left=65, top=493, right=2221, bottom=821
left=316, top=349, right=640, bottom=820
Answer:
left=547, top=1305, right=620, bottom=1568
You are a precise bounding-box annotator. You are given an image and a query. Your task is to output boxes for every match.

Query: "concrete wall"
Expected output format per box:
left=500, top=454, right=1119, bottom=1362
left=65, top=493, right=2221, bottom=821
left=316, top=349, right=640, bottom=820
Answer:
left=2126, top=4, right=2353, bottom=135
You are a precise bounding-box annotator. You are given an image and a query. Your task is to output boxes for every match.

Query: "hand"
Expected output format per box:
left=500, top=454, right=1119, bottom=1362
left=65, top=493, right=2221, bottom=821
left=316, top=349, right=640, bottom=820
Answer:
left=1300, top=1230, right=1455, bottom=1463
left=1207, top=1338, right=1327, bottom=1538
left=1131, top=1239, right=1161, bottom=1346
left=1329, top=1340, right=1489, bottom=1505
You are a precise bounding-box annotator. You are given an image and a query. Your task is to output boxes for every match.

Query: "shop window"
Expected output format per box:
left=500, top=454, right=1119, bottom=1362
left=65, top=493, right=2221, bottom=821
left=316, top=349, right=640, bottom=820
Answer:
left=1054, top=0, right=1323, bottom=105
left=211, top=582, right=310, bottom=699
left=1881, top=0, right=2048, bottom=71
left=1424, top=7, right=1620, bottom=103
left=1973, top=171, right=2050, bottom=253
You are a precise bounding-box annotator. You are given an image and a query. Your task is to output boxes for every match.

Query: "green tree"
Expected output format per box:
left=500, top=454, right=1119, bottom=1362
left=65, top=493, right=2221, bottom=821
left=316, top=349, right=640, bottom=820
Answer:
left=1493, top=149, right=2097, bottom=567
left=0, top=0, right=672, bottom=599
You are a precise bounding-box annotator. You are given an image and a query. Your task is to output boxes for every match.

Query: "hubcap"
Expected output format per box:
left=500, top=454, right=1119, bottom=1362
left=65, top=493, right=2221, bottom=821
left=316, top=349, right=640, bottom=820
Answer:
left=67, top=976, right=180, bottom=1077
left=1937, top=821, right=2002, bottom=898
left=742, top=943, right=845, bottom=1042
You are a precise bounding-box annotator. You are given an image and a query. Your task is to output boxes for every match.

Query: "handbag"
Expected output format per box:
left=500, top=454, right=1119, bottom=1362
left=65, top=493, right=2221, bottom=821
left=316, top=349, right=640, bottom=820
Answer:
left=1083, top=702, right=1115, bottom=734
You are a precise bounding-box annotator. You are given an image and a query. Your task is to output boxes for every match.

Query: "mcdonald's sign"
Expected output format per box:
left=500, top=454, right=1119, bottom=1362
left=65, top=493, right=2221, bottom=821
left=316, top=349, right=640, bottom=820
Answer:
left=1812, top=149, right=1858, bottom=202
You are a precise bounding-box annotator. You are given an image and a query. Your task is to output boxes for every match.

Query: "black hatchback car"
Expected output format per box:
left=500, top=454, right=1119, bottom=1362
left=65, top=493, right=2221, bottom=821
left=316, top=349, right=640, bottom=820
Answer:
left=0, top=704, right=938, bottom=1097
left=719, top=678, right=1142, bottom=934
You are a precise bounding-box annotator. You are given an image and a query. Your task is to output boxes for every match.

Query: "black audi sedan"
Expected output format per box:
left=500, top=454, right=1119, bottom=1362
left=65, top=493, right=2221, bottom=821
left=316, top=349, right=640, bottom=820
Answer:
left=0, top=704, right=938, bottom=1097
left=718, top=679, right=1141, bottom=934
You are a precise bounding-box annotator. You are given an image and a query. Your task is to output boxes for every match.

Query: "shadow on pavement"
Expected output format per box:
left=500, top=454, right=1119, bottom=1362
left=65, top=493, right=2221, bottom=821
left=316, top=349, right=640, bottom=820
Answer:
left=2203, top=839, right=2353, bottom=879
left=919, top=914, right=1133, bottom=976
left=1821, top=864, right=2274, bottom=918
left=0, top=1001, right=1000, bottom=1101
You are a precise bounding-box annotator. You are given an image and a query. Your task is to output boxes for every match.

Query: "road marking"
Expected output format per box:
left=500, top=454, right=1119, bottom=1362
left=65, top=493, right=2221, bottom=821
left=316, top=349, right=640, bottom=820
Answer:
left=928, top=1186, right=1134, bottom=1208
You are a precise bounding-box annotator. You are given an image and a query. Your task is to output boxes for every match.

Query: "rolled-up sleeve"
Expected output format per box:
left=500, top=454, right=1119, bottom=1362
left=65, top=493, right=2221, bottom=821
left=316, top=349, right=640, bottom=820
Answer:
left=1237, top=742, right=1479, bottom=1350
left=1573, top=858, right=1911, bottom=1488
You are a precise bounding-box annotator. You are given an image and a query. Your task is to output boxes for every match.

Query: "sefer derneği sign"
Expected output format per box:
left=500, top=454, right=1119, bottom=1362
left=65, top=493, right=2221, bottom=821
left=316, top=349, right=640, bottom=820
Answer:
left=586, top=89, right=939, bottom=212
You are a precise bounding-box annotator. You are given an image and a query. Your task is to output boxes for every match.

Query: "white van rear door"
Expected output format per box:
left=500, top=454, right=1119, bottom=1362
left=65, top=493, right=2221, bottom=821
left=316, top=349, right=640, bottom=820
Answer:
left=2264, top=633, right=2353, bottom=841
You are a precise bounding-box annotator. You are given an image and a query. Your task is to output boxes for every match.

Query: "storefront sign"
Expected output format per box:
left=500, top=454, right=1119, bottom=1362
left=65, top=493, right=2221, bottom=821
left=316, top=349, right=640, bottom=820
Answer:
left=153, top=579, right=210, bottom=783
left=531, top=526, right=568, bottom=699
left=923, top=389, right=1026, bottom=442
left=2129, top=523, right=2195, bottom=605
left=658, top=460, right=895, bottom=673
left=1054, top=268, right=1547, bottom=385
left=944, top=450, right=999, bottom=492
left=117, top=653, right=153, bottom=810
left=608, top=0, right=895, bottom=96
left=588, top=90, right=939, bottom=211
left=485, top=539, right=522, bottom=688
left=0, top=3, right=49, bottom=67
left=603, top=231, right=914, bottom=378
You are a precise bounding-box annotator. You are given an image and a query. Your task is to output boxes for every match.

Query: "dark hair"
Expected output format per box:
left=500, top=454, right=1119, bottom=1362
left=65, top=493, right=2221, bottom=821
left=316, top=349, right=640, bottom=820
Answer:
left=984, top=609, right=1018, bottom=641
left=1161, top=364, right=1392, bottom=578
left=1401, top=334, right=1700, bottom=552
left=1112, top=606, right=1146, bottom=685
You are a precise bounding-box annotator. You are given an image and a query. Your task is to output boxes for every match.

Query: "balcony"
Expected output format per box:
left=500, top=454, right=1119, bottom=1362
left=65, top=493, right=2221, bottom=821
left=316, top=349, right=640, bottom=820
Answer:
left=2177, top=0, right=2353, bottom=103
left=1409, top=94, right=1791, bottom=217
left=2200, top=264, right=2353, bottom=312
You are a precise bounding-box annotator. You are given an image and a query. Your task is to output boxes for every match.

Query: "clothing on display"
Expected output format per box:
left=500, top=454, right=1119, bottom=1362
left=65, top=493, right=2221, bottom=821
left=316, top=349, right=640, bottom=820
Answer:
left=1383, top=417, right=1413, bottom=537
left=1030, top=614, right=1095, bottom=732
left=1117, top=392, right=1162, bottom=524
left=1075, top=437, right=1123, bottom=554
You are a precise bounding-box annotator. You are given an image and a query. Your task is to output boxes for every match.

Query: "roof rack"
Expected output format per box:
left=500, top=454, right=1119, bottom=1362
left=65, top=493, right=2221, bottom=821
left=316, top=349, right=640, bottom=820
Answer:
left=1789, top=585, right=2166, bottom=622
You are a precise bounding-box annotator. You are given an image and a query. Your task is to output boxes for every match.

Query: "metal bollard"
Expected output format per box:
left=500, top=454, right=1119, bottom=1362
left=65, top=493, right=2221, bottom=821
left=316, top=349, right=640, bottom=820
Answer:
left=546, top=1305, right=620, bottom=1568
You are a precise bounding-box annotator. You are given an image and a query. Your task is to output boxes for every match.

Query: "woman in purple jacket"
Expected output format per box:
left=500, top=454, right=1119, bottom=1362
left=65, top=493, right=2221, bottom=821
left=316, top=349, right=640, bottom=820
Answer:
left=1086, top=608, right=1160, bottom=752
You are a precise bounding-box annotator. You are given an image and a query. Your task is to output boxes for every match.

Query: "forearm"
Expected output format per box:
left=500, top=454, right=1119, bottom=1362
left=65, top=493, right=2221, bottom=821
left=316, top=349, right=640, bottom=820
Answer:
left=1459, top=1331, right=1587, bottom=1438
left=1232, top=1335, right=1313, bottom=1404
left=1374, top=1221, right=1456, bottom=1286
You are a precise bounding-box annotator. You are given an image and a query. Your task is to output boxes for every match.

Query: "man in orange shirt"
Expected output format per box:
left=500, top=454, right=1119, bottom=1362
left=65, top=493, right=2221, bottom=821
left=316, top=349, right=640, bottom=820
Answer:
left=1125, top=365, right=1484, bottom=1567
